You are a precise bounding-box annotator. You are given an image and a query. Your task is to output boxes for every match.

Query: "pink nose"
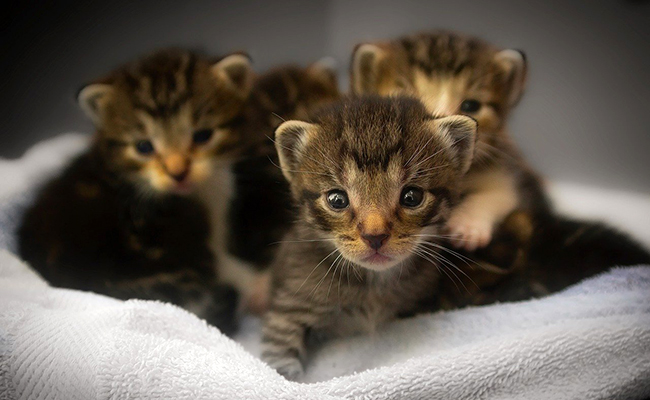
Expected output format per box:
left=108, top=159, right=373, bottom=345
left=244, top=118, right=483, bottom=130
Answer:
left=361, top=234, right=389, bottom=250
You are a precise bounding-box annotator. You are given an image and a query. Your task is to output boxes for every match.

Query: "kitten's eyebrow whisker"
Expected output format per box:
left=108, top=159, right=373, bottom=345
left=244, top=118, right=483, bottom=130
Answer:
left=268, top=157, right=336, bottom=178
left=271, top=112, right=286, bottom=123
left=266, top=135, right=334, bottom=173
left=404, top=134, right=437, bottom=169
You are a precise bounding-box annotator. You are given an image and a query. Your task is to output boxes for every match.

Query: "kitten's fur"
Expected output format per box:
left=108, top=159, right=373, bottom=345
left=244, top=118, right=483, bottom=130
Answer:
left=350, top=30, right=650, bottom=307
left=262, top=96, right=478, bottom=379
left=350, top=30, right=546, bottom=251
left=18, top=48, right=254, bottom=334
left=209, top=60, right=341, bottom=314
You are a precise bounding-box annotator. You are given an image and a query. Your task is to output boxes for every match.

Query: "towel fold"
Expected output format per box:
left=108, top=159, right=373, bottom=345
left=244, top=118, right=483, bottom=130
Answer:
left=1, top=250, right=649, bottom=399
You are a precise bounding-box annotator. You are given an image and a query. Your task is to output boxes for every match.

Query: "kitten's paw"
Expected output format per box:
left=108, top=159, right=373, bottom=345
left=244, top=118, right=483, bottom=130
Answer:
left=265, top=356, right=304, bottom=381
left=446, top=213, right=493, bottom=251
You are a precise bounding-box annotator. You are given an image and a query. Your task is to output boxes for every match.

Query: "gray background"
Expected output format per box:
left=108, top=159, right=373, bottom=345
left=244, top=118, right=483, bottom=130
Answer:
left=1, top=0, right=648, bottom=193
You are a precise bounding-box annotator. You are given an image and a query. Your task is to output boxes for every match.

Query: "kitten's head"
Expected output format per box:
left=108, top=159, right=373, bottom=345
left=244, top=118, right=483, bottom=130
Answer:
left=275, top=96, right=477, bottom=271
left=78, top=48, right=254, bottom=194
left=350, top=30, right=525, bottom=149
left=252, top=59, right=341, bottom=128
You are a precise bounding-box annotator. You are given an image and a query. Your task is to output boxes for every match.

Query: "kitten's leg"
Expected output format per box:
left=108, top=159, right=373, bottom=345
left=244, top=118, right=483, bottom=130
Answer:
left=447, top=167, right=519, bottom=251
left=261, top=291, right=328, bottom=380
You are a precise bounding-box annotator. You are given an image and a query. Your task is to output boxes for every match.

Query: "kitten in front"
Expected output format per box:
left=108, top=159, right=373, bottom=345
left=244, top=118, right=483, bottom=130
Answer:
left=18, top=48, right=254, bottom=334
left=261, top=96, right=477, bottom=379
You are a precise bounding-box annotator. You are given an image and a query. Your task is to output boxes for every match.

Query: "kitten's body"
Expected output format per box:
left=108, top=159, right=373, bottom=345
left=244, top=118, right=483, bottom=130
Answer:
left=199, top=61, right=341, bottom=313
left=18, top=49, right=254, bottom=334
left=262, top=96, right=478, bottom=379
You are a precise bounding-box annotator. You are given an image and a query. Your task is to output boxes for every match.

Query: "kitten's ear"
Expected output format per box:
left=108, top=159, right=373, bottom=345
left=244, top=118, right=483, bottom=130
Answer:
left=494, top=49, right=527, bottom=107
left=429, top=115, right=478, bottom=175
left=77, top=83, right=114, bottom=126
left=211, top=53, right=254, bottom=97
left=350, top=43, right=386, bottom=94
left=307, top=57, right=338, bottom=88
left=274, top=120, right=317, bottom=182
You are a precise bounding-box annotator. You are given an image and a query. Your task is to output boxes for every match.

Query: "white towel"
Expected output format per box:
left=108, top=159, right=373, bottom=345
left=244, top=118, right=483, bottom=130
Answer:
left=1, top=250, right=649, bottom=399
left=1, top=134, right=650, bottom=399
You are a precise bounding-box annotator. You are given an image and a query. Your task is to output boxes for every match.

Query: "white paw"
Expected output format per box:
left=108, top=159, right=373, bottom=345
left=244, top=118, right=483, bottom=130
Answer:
left=446, top=213, right=493, bottom=251
left=267, top=356, right=304, bottom=381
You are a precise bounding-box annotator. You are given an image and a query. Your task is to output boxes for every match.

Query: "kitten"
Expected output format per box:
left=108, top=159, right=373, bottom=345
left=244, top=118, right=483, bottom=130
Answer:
left=350, top=30, right=548, bottom=251
left=18, top=48, right=255, bottom=334
left=261, top=95, right=478, bottom=379
left=349, top=31, right=650, bottom=307
left=208, top=60, right=341, bottom=314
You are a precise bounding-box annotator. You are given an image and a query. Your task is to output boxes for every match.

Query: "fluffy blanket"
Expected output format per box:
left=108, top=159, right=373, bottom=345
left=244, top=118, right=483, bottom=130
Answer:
left=1, top=134, right=649, bottom=399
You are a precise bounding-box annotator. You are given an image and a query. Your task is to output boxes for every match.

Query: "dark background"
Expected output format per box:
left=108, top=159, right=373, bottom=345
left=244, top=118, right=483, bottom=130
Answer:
left=1, top=0, right=649, bottom=192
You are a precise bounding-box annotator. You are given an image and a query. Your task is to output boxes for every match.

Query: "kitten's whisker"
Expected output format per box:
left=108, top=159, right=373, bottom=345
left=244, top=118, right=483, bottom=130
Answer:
left=418, top=243, right=479, bottom=289
left=417, top=246, right=472, bottom=293
left=327, top=253, right=345, bottom=301
left=310, top=252, right=342, bottom=301
left=413, top=247, right=460, bottom=292
left=293, top=248, right=339, bottom=297
left=420, top=240, right=481, bottom=269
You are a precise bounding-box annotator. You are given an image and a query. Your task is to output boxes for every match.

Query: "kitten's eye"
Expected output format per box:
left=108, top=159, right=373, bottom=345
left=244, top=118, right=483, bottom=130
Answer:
left=135, top=140, right=155, bottom=155
left=460, top=99, right=482, bottom=113
left=400, top=187, right=424, bottom=208
left=326, top=190, right=349, bottom=210
left=193, top=129, right=214, bottom=145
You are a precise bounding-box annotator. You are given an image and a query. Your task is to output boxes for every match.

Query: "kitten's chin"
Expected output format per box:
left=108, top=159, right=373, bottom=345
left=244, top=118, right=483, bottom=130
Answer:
left=354, top=252, right=404, bottom=271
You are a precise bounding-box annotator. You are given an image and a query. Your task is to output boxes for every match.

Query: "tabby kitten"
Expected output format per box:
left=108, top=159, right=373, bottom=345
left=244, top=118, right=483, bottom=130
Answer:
left=18, top=48, right=254, bottom=334
left=350, top=30, right=547, bottom=251
left=350, top=30, right=650, bottom=307
left=210, top=60, right=341, bottom=314
left=261, top=96, right=477, bottom=379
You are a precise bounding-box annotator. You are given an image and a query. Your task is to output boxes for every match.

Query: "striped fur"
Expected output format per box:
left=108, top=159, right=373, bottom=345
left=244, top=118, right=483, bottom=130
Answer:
left=350, top=30, right=546, bottom=253
left=18, top=49, right=253, bottom=335
left=262, top=96, right=477, bottom=379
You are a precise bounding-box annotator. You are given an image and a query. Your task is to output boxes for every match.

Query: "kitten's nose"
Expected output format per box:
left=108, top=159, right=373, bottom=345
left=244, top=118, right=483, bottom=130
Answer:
left=170, top=169, right=190, bottom=183
left=163, top=154, right=190, bottom=183
left=361, top=234, right=390, bottom=250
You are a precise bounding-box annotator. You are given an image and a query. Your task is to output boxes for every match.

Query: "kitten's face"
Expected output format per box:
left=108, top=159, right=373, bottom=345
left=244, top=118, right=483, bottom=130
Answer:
left=78, top=50, right=254, bottom=194
left=275, top=97, right=477, bottom=271
left=350, top=32, right=526, bottom=150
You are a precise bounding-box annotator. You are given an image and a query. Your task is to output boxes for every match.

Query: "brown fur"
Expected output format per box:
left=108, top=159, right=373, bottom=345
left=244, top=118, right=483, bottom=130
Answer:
left=262, top=96, right=478, bottom=379
left=350, top=30, right=548, bottom=254
left=18, top=48, right=255, bottom=334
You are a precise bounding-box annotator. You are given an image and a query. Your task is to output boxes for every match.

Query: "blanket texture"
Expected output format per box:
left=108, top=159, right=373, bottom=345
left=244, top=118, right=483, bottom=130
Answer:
left=1, top=134, right=650, bottom=399
left=1, top=250, right=649, bottom=399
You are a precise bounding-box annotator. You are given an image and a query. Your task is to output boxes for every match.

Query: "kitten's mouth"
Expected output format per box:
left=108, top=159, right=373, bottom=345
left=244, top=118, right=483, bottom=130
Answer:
left=361, top=252, right=393, bottom=265
left=170, top=181, right=194, bottom=195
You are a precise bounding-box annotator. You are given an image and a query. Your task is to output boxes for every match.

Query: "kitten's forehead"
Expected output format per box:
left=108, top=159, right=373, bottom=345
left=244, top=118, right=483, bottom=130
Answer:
left=400, top=31, right=495, bottom=78
left=118, top=50, right=198, bottom=118
left=306, top=96, right=454, bottom=188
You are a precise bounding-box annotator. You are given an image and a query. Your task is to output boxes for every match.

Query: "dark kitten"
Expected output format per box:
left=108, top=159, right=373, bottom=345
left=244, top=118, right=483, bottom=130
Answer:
left=18, top=48, right=254, bottom=334
left=214, top=60, right=341, bottom=314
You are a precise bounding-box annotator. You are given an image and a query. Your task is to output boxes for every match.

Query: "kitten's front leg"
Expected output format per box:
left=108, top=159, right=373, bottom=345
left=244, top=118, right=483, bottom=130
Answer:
left=447, top=168, right=519, bottom=251
left=261, top=291, right=327, bottom=380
